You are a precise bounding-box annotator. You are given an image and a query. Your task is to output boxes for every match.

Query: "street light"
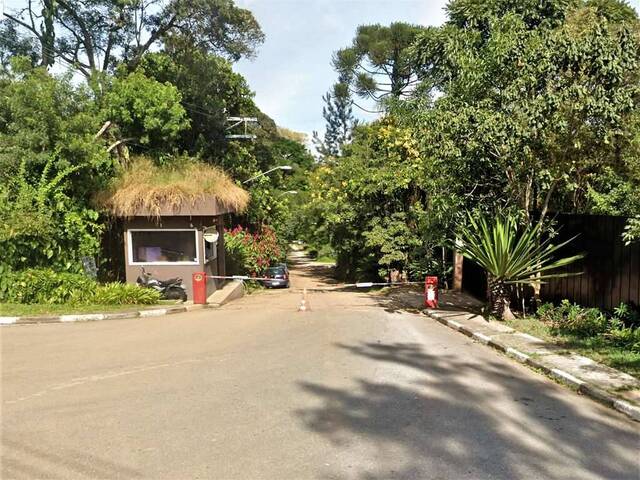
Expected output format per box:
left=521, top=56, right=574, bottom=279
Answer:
left=242, top=165, right=292, bottom=184
left=280, top=190, right=298, bottom=195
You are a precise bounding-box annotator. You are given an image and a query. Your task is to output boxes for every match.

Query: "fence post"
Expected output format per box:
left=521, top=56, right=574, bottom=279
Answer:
left=453, top=250, right=463, bottom=292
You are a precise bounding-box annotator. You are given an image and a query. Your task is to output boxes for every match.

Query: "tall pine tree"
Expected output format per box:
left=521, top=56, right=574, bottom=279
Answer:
left=312, top=83, right=358, bottom=158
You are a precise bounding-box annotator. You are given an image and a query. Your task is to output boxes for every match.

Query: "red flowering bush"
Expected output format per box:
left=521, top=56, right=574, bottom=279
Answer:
left=224, top=225, right=283, bottom=276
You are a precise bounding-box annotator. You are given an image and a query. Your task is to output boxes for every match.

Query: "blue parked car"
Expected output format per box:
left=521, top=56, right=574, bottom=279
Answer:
left=262, top=264, right=290, bottom=288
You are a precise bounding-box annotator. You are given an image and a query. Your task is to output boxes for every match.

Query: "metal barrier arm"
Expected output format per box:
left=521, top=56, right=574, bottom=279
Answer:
left=303, top=281, right=426, bottom=293
left=344, top=281, right=424, bottom=288
left=207, top=275, right=274, bottom=282
left=206, top=275, right=424, bottom=288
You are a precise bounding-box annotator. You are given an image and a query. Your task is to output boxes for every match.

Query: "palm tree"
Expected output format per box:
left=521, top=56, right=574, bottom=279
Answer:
left=455, top=214, right=584, bottom=320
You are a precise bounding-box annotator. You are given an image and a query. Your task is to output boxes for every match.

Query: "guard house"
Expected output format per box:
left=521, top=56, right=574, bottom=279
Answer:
left=123, top=197, right=235, bottom=299
left=99, top=159, right=249, bottom=300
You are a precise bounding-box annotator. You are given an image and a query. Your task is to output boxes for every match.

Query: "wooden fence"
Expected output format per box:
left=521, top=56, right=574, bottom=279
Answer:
left=541, top=214, right=639, bottom=310
left=461, top=214, right=640, bottom=310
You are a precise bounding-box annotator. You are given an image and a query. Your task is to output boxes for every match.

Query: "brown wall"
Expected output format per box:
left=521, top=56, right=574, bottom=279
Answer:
left=541, top=214, right=640, bottom=309
left=124, top=216, right=224, bottom=299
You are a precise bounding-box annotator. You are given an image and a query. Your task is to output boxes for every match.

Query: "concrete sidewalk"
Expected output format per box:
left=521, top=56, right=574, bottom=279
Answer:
left=416, top=291, right=640, bottom=422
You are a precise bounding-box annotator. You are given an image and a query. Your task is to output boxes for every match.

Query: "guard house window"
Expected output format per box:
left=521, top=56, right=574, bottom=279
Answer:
left=129, top=229, right=199, bottom=264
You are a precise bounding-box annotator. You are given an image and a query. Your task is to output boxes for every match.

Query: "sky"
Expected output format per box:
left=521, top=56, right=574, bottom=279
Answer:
left=234, top=0, right=450, bottom=138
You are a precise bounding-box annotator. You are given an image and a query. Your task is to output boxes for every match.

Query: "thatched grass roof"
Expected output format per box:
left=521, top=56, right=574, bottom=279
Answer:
left=98, top=157, right=249, bottom=218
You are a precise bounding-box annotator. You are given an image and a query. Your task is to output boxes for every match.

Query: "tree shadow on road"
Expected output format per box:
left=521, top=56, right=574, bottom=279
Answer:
left=372, top=288, right=486, bottom=316
left=295, top=341, right=639, bottom=480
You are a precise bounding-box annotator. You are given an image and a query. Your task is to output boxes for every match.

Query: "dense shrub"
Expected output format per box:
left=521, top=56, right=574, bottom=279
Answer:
left=0, top=68, right=108, bottom=273
left=0, top=269, right=96, bottom=304
left=91, top=283, right=161, bottom=305
left=605, top=323, right=640, bottom=352
left=536, top=300, right=640, bottom=351
left=224, top=225, right=283, bottom=276
left=605, top=304, right=640, bottom=352
left=539, top=300, right=608, bottom=337
left=0, top=268, right=160, bottom=305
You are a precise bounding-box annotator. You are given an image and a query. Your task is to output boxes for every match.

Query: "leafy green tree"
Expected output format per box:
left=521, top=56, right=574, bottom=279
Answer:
left=0, top=158, right=103, bottom=272
left=137, top=44, right=295, bottom=185
left=0, top=60, right=112, bottom=198
left=102, top=70, right=189, bottom=152
left=312, top=83, right=358, bottom=158
left=0, top=5, right=304, bottom=280
left=0, top=61, right=115, bottom=271
left=0, top=23, right=38, bottom=70
left=138, top=46, right=254, bottom=155
left=301, top=0, right=639, bottom=286
left=363, top=213, right=422, bottom=279
left=444, top=0, right=636, bottom=34
left=406, top=0, right=640, bottom=224
left=303, top=119, right=436, bottom=280
left=3, top=0, right=264, bottom=77
left=333, top=22, right=424, bottom=103
left=623, top=216, right=640, bottom=245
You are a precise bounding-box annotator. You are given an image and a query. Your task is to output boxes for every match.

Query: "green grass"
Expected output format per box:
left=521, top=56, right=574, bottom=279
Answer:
left=0, top=300, right=176, bottom=317
left=506, top=317, right=640, bottom=379
left=313, top=255, right=336, bottom=264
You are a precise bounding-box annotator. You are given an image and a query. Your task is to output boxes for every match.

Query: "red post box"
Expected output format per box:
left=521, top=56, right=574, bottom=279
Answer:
left=192, top=272, right=207, bottom=305
left=424, top=276, right=438, bottom=309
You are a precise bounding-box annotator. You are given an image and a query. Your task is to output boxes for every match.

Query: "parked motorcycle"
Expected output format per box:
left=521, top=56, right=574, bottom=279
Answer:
left=136, top=267, right=188, bottom=301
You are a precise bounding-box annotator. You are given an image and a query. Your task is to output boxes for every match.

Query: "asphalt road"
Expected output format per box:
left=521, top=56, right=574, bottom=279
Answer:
left=1, top=255, right=639, bottom=479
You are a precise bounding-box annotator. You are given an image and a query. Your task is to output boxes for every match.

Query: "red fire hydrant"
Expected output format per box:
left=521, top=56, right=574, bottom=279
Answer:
left=192, top=272, right=207, bottom=305
left=424, top=276, right=439, bottom=309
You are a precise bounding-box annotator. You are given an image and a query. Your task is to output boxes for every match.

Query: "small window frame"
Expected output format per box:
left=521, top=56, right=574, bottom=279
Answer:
left=127, top=228, right=200, bottom=266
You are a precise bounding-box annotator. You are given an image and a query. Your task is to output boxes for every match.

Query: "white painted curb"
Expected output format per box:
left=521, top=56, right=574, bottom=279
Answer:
left=613, top=400, right=640, bottom=422
left=59, top=314, right=106, bottom=322
left=550, top=368, right=586, bottom=388
left=506, top=347, right=530, bottom=362
left=472, top=332, right=492, bottom=344
left=139, top=309, right=168, bottom=317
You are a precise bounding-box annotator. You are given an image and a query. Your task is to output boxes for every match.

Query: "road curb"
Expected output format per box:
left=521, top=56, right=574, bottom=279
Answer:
left=0, top=304, right=214, bottom=326
left=423, top=309, right=640, bottom=423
